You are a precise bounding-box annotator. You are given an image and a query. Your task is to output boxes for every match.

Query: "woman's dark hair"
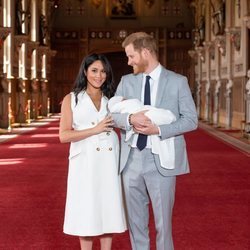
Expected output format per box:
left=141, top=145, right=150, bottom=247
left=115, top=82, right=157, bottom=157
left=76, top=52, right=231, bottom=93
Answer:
left=73, top=53, right=116, bottom=104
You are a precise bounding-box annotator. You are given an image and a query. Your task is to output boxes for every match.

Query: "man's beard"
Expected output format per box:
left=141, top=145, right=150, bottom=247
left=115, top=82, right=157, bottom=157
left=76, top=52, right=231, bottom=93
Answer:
left=133, top=58, right=148, bottom=74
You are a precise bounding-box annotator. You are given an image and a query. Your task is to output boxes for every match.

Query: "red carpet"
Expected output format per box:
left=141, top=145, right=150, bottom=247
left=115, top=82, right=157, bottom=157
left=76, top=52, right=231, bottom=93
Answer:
left=0, top=119, right=249, bottom=250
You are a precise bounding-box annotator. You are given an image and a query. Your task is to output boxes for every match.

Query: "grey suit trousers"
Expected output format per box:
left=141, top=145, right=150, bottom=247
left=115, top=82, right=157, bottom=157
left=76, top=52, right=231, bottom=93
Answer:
left=122, top=148, right=176, bottom=250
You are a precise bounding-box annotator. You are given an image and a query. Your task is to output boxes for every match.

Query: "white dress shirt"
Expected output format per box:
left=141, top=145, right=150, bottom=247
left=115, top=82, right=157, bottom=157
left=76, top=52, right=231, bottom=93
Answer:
left=130, top=63, right=162, bottom=148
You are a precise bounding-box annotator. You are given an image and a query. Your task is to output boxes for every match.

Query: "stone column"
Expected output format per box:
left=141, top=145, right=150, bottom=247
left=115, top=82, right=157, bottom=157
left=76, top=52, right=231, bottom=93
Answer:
left=196, top=80, right=201, bottom=117
left=30, top=79, right=39, bottom=120
left=213, top=78, right=221, bottom=126
left=188, top=49, right=200, bottom=116
left=193, top=48, right=204, bottom=119
left=16, top=78, right=27, bottom=124
left=243, top=14, right=250, bottom=134
left=225, top=79, right=233, bottom=128
left=40, top=79, right=48, bottom=116
left=243, top=16, right=250, bottom=29
left=0, top=28, right=12, bottom=128
left=245, top=70, right=250, bottom=133
left=0, top=75, right=10, bottom=128
left=204, top=79, right=211, bottom=122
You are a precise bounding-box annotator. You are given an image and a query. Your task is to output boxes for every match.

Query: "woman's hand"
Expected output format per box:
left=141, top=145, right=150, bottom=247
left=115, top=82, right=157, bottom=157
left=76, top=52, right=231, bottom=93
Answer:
left=93, top=115, right=114, bottom=134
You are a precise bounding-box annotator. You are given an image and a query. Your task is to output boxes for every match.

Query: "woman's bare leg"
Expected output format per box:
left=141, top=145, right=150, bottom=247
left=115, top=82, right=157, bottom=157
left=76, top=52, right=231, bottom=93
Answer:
left=100, top=234, right=113, bottom=250
left=79, top=236, right=93, bottom=250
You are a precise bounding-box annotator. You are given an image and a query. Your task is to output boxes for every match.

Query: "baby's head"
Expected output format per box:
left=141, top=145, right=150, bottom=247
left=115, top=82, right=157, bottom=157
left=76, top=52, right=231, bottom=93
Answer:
left=108, top=96, right=124, bottom=110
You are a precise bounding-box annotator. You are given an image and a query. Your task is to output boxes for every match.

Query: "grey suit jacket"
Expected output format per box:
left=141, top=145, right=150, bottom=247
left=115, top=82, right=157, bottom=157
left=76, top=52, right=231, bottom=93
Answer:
left=112, top=67, right=198, bottom=176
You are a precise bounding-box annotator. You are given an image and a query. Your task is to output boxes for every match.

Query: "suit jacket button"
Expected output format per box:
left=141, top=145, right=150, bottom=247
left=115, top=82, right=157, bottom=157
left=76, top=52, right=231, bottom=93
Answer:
left=96, top=147, right=100, bottom=151
left=109, top=147, right=112, bottom=151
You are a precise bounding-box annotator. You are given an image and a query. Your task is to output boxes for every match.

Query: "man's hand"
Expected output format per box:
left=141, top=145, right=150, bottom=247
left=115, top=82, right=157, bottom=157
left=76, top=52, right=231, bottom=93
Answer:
left=134, top=123, right=159, bottom=135
left=130, top=111, right=159, bottom=135
left=130, top=110, right=150, bottom=128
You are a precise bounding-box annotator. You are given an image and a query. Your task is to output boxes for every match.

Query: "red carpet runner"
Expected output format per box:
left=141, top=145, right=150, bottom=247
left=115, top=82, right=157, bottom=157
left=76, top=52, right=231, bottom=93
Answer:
left=0, top=119, right=249, bottom=250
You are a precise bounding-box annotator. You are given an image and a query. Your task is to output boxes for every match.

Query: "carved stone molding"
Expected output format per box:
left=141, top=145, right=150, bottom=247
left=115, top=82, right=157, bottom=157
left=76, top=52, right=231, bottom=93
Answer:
left=205, top=79, right=211, bottom=94
left=192, top=28, right=203, bottom=47
left=195, top=46, right=205, bottom=62
left=195, top=79, right=201, bottom=117
left=202, top=41, right=213, bottom=49
left=203, top=41, right=215, bottom=60
left=243, top=16, right=250, bottom=29
left=1, top=75, right=9, bottom=92
left=0, top=27, right=11, bottom=41
left=226, top=79, right=233, bottom=95
left=144, top=0, right=155, bottom=8
left=31, top=79, right=39, bottom=92
left=91, top=0, right=102, bottom=9
left=27, top=41, right=40, bottom=48
left=214, top=35, right=226, bottom=56
left=27, top=41, right=40, bottom=55
left=225, top=27, right=241, bottom=51
left=235, top=63, right=243, bottom=73
left=215, top=78, right=221, bottom=94
left=41, top=80, right=48, bottom=92
left=47, top=49, right=57, bottom=57
left=221, top=67, right=227, bottom=75
left=17, top=78, right=26, bottom=93
left=37, top=46, right=50, bottom=56
left=14, top=35, right=29, bottom=48
left=246, top=70, right=250, bottom=95
left=211, top=70, right=216, bottom=78
left=188, top=49, right=197, bottom=59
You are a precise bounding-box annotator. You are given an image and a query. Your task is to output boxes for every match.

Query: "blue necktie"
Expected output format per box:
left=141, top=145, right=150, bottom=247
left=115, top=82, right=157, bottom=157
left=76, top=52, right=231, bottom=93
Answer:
left=137, top=75, right=151, bottom=151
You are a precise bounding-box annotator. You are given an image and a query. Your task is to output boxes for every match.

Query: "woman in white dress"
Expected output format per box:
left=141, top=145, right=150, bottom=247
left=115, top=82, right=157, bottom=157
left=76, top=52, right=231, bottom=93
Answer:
left=59, top=54, right=127, bottom=250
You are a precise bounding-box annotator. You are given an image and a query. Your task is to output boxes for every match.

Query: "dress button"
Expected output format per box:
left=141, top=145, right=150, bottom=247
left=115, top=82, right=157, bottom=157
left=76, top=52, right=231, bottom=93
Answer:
left=106, top=132, right=110, bottom=136
left=96, top=147, right=100, bottom=151
left=91, top=122, right=95, bottom=125
left=109, top=147, right=112, bottom=151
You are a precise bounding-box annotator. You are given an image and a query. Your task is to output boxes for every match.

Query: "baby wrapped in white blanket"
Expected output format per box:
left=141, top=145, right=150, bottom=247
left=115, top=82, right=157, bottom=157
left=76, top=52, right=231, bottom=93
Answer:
left=108, top=96, right=176, bottom=169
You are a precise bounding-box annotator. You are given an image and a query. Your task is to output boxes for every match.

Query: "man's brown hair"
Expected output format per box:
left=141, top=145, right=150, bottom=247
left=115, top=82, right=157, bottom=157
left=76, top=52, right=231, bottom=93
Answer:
left=122, top=32, right=158, bottom=56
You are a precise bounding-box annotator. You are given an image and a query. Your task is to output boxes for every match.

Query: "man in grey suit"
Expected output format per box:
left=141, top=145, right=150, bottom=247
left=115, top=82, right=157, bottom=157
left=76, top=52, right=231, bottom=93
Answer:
left=111, top=32, right=198, bottom=250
